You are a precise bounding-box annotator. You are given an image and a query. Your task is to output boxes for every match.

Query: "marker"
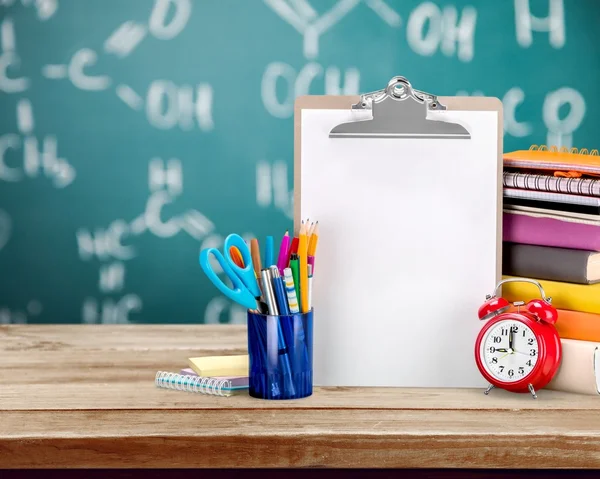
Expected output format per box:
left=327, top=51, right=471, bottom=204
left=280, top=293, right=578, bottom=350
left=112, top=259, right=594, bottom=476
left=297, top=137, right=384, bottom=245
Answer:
left=287, top=236, right=299, bottom=267
left=283, top=267, right=300, bottom=314
left=276, top=231, right=290, bottom=275
left=290, top=253, right=300, bottom=304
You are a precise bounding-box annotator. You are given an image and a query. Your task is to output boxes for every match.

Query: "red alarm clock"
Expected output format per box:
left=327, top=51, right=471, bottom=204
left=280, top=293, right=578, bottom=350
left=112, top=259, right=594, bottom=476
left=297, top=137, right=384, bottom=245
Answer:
left=474, top=278, right=562, bottom=399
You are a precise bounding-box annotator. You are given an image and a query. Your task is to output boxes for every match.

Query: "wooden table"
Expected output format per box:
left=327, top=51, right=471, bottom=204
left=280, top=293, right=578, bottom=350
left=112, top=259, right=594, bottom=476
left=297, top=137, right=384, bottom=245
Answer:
left=2, top=325, right=600, bottom=469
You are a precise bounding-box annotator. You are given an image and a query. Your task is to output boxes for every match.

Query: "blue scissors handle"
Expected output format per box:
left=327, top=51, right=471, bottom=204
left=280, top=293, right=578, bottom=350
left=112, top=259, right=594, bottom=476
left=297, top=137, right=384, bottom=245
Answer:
left=199, top=248, right=258, bottom=310
left=223, top=234, right=261, bottom=298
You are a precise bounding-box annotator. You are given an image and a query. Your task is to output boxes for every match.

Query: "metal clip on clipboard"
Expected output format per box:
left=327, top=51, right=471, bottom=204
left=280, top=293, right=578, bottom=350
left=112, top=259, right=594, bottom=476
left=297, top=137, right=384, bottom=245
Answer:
left=329, top=76, right=471, bottom=140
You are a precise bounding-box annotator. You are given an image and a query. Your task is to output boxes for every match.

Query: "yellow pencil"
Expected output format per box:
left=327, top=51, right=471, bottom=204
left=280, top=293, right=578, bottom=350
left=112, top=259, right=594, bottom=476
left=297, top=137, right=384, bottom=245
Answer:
left=308, top=221, right=319, bottom=256
left=298, top=222, right=309, bottom=313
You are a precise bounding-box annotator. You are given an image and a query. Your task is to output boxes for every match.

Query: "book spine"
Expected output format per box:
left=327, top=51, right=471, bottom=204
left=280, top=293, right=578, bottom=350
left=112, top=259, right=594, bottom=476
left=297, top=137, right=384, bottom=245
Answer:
left=503, top=213, right=600, bottom=252
left=502, top=243, right=592, bottom=284
left=502, top=276, right=600, bottom=315
left=555, top=309, right=600, bottom=342
left=545, top=338, right=599, bottom=395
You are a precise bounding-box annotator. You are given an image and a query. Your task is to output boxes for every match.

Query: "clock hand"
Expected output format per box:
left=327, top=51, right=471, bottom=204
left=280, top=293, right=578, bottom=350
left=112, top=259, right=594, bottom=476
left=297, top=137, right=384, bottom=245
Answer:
left=509, top=328, right=514, bottom=350
left=498, top=351, right=511, bottom=361
left=495, top=348, right=508, bottom=353
left=512, top=350, right=532, bottom=356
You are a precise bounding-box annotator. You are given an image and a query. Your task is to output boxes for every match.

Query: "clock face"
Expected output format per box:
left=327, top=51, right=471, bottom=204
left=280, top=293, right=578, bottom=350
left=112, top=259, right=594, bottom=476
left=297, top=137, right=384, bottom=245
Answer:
left=479, top=319, right=539, bottom=382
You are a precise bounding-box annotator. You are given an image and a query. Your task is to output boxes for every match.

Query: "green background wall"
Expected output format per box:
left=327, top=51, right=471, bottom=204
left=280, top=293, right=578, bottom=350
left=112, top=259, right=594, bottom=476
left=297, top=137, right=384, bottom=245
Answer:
left=0, top=0, right=598, bottom=324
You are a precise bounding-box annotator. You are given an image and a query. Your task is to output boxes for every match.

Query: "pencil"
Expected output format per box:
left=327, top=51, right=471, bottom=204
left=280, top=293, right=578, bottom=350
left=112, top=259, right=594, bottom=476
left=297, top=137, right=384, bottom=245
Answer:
left=250, top=239, right=262, bottom=278
left=298, top=222, right=309, bottom=313
left=308, top=221, right=319, bottom=256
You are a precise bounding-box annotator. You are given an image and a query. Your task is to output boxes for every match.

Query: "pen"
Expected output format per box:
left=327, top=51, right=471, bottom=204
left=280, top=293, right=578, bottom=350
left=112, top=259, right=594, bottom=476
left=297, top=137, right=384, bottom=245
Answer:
left=290, top=253, right=300, bottom=303
left=260, top=268, right=278, bottom=315
left=298, top=222, right=309, bottom=313
left=265, top=235, right=274, bottom=267
left=276, top=230, right=291, bottom=275
left=270, top=266, right=290, bottom=316
left=283, top=267, right=300, bottom=314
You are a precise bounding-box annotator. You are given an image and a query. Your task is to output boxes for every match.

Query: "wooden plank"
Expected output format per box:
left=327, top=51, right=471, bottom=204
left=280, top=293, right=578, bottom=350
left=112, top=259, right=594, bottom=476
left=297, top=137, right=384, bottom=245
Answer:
left=2, top=325, right=600, bottom=469
left=2, top=410, right=600, bottom=468
left=2, top=382, right=600, bottom=411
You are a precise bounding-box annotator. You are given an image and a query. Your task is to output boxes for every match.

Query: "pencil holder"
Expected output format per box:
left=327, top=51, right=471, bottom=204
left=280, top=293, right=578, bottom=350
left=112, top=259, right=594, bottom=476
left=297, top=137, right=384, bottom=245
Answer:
left=247, top=309, right=313, bottom=400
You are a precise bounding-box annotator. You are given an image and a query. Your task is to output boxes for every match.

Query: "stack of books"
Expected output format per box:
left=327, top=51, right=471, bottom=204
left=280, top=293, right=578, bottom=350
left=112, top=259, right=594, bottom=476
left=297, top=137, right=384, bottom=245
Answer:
left=501, top=145, right=600, bottom=395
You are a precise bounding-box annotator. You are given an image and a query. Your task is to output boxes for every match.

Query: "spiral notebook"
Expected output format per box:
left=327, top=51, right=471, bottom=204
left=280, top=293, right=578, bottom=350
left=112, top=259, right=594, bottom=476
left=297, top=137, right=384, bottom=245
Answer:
left=155, top=371, right=248, bottom=397
left=504, top=145, right=600, bottom=176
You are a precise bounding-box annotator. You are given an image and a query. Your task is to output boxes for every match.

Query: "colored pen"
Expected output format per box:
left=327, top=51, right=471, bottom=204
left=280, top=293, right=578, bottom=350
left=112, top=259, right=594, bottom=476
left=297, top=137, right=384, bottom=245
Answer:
left=283, top=267, right=299, bottom=313
left=265, top=235, right=274, bottom=267
left=276, top=230, right=290, bottom=275
left=270, top=266, right=290, bottom=316
left=260, top=268, right=278, bottom=315
left=290, top=253, right=300, bottom=303
left=298, top=222, right=309, bottom=313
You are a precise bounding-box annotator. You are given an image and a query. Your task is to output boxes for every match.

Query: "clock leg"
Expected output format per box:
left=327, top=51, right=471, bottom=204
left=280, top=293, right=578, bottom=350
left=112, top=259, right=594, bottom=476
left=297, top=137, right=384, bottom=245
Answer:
left=484, top=384, right=495, bottom=395
left=528, top=384, right=537, bottom=399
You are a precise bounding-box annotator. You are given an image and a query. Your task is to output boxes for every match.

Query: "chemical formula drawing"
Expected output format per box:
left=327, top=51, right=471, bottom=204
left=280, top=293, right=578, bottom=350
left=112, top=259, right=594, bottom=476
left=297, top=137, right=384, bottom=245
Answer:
left=0, top=0, right=595, bottom=326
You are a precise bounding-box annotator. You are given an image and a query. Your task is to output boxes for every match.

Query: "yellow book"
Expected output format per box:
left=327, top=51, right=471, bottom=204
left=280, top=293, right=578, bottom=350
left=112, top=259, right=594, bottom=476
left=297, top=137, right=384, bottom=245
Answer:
left=187, top=354, right=249, bottom=377
left=502, top=276, right=600, bottom=314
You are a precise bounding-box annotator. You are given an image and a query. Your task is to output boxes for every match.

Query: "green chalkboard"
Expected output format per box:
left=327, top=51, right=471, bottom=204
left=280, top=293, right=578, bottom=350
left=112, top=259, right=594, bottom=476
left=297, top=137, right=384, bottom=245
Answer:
left=0, top=0, right=598, bottom=324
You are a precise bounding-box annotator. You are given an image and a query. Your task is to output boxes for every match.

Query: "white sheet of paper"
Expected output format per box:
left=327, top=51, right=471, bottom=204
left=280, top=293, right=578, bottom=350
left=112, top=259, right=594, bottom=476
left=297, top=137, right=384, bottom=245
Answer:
left=301, top=108, right=499, bottom=387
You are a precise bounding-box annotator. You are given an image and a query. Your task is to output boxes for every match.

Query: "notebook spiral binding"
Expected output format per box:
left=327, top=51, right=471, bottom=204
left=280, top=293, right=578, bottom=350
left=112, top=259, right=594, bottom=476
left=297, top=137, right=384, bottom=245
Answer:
left=155, top=371, right=235, bottom=396
left=530, top=145, right=599, bottom=156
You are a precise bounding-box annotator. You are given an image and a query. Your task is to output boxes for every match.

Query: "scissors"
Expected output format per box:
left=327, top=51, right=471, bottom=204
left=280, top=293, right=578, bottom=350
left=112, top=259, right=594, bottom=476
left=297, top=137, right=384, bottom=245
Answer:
left=199, top=234, right=264, bottom=311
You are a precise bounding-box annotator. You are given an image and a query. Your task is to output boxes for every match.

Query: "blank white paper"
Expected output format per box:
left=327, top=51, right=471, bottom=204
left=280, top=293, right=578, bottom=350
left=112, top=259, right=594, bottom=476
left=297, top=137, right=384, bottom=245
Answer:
left=301, top=108, right=499, bottom=387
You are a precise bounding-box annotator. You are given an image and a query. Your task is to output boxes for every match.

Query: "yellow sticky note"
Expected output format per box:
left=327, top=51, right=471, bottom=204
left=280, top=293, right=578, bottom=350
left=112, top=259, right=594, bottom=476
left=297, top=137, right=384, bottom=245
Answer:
left=187, top=355, right=249, bottom=377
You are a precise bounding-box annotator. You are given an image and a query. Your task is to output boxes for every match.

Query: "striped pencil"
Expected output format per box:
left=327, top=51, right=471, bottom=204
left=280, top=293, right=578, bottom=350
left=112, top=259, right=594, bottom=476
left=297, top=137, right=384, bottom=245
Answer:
left=283, top=267, right=299, bottom=313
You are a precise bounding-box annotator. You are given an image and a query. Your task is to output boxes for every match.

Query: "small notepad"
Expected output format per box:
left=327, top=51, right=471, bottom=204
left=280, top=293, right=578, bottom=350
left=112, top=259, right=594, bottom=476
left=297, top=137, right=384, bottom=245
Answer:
left=187, top=354, right=249, bottom=377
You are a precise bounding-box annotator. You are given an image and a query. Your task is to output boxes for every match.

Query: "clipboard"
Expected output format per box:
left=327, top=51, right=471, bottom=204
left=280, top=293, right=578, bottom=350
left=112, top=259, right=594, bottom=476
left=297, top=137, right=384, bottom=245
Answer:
left=294, top=76, right=503, bottom=388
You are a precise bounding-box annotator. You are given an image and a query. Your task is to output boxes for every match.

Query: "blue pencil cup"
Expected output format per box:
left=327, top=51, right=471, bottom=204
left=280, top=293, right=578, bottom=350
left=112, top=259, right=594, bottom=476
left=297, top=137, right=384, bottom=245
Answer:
left=247, top=309, right=313, bottom=400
